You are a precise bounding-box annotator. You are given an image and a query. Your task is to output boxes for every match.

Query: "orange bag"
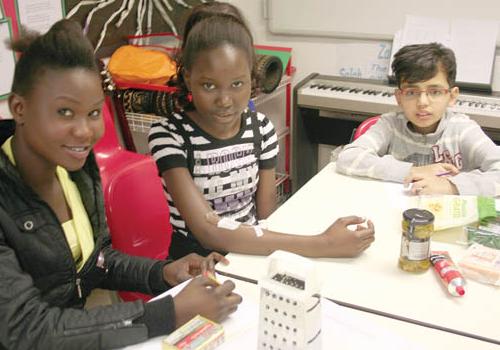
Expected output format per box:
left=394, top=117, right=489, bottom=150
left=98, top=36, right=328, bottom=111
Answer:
left=108, top=45, right=176, bottom=85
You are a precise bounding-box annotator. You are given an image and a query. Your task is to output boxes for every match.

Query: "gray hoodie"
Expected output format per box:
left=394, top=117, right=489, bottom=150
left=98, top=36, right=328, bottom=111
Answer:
left=336, top=110, right=500, bottom=196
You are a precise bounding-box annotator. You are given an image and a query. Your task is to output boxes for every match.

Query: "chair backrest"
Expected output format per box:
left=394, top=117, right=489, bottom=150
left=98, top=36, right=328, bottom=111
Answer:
left=94, top=97, right=123, bottom=156
left=95, top=99, right=172, bottom=260
left=104, top=157, right=172, bottom=259
left=94, top=99, right=172, bottom=302
left=103, top=156, right=172, bottom=302
left=353, top=116, right=380, bottom=141
left=94, top=99, right=144, bottom=190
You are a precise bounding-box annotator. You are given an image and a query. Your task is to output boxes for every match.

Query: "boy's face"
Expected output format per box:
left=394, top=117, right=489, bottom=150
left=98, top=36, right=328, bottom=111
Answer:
left=395, top=69, right=458, bottom=134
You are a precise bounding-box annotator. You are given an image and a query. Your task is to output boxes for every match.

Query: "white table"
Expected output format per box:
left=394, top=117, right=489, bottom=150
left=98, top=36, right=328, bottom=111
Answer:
left=216, top=162, right=500, bottom=345
left=123, top=277, right=498, bottom=350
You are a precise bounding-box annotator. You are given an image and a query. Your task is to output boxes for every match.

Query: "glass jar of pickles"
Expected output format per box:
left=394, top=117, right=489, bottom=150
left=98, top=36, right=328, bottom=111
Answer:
left=399, top=209, right=434, bottom=272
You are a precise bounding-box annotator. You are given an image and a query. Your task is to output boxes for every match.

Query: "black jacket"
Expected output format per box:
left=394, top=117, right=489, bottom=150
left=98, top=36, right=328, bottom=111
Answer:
left=0, top=120, right=175, bottom=349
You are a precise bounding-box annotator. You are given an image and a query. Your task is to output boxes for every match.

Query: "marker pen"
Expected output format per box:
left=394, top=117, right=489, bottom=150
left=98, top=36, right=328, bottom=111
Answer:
left=436, top=171, right=452, bottom=177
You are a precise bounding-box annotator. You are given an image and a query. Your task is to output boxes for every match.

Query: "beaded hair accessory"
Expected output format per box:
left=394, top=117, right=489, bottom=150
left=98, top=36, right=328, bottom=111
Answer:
left=98, top=63, right=116, bottom=94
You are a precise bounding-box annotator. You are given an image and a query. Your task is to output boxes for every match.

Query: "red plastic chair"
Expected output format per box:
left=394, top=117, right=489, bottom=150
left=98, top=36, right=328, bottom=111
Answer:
left=352, top=116, right=380, bottom=141
left=94, top=98, right=172, bottom=302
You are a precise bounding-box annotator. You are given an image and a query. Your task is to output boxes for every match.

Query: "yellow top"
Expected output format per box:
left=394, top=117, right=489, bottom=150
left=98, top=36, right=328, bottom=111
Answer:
left=2, top=136, right=95, bottom=271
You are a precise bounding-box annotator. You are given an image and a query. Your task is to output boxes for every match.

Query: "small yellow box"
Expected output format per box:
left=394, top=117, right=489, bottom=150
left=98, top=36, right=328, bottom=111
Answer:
left=162, top=315, right=224, bottom=350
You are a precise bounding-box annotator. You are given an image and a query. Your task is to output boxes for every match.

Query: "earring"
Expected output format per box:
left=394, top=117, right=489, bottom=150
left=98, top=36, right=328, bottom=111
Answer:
left=187, top=91, right=193, bottom=103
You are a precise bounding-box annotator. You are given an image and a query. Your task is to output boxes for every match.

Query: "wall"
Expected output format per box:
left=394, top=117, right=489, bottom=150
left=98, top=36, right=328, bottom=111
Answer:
left=2, top=0, right=500, bottom=120
left=265, top=0, right=500, bottom=45
left=0, top=102, right=10, bottom=119
left=227, top=0, right=500, bottom=90
left=227, top=0, right=500, bottom=170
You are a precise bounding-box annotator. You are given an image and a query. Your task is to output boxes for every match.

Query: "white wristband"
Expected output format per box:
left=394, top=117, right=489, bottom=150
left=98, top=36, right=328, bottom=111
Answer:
left=254, top=226, right=264, bottom=237
left=217, top=217, right=241, bottom=230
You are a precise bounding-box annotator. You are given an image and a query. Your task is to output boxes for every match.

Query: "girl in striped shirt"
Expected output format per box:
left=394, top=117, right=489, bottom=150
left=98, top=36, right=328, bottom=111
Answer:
left=149, top=2, right=374, bottom=260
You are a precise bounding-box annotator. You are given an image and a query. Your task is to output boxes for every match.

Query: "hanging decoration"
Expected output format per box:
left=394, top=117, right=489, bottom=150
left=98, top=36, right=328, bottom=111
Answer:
left=66, top=0, right=208, bottom=52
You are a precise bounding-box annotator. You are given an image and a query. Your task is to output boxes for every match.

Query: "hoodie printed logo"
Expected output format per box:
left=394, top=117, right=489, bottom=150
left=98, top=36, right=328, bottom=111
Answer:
left=431, top=145, right=463, bottom=169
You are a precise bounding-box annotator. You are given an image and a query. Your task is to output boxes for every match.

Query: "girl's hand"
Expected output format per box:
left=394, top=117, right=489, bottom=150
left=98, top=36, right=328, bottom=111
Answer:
left=163, top=252, right=229, bottom=286
left=319, top=216, right=375, bottom=257
left=173, top=276, right=242, bottom=327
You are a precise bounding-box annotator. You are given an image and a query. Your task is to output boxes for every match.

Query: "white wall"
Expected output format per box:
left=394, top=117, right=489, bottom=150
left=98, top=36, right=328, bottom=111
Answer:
left=0, top=101, right=10, bottom=119
left=227, top=0, right=390, bottom=84
left=2, top=0, right=499, bottom=120
left=228, top=0, right=500, bottom=91
left=227, top=0, right=500, bottom=170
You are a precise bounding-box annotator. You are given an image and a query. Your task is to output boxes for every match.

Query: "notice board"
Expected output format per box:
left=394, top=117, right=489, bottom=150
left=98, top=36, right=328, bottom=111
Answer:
left=265, top=0, right=500, bottom=46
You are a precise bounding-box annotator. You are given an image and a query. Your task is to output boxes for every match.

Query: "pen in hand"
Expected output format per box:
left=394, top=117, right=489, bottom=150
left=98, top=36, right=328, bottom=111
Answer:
left=435, top=171, right=452, bottom=177
left=203, top=271, right=221, bottom=286
left=404, top=171, right=452, bottom=191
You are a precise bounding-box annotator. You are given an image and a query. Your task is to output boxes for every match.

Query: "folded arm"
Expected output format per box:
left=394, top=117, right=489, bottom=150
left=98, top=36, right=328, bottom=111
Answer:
left=448, top=126, right=500, bottom=196
left=336, top=116, right=412, bottom=183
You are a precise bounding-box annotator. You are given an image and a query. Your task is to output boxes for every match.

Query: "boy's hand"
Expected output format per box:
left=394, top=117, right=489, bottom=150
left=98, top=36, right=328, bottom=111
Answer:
left=163, top=252, right=229, bottom=286
left=405, top=163, right=459, bottom=184
left=319, top=216, right=375, bottom=257
left=407, top=176, right=459, bottom=195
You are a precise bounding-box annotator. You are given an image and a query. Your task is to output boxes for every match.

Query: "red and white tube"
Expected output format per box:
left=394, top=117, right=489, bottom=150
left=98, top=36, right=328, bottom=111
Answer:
left=430, top=251, right=466, bottom=297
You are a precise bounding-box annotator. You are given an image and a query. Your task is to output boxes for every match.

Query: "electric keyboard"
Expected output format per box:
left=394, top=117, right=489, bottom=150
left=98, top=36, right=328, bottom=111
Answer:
left=297, top=75, right=500, bottom=130
left=291, top=74, right=500, bottom=192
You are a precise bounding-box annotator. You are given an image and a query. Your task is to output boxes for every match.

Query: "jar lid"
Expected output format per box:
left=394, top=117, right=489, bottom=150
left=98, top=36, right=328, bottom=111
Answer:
left=403, top=208, right=434, bottom=225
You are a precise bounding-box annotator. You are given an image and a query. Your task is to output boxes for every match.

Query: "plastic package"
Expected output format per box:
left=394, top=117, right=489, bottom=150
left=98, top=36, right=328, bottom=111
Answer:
left=409, top=195, right=496, bottom=231
left=458, top=243, right=500, bottom=286
left=411, top=195, right=478, bottom=231
left=430, top=251, right=466, bottom=297
left=162, top=315, right=224, bottom=350
left=464, top=225, right=500, bottom=249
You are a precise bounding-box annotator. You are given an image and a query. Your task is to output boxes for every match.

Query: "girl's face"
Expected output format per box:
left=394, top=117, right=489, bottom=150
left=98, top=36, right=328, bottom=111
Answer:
left=10, top=67, right=105, bottom=171
left=184, top=44, right=252, bottom=135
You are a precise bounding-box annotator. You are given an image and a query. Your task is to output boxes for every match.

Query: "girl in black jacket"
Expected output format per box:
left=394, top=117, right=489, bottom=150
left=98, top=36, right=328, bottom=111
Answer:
left=0, top=19, right=241, bottom=350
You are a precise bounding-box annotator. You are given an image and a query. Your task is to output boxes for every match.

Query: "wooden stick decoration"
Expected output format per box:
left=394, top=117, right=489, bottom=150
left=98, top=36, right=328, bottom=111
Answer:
left=116, top=0, right=136, bottom=28
left=146, top=0, right=154, bottom=34
left=66, top=0, right=104, bottom=18
left=134, top=0, right=146, bottom=37
left=161, top=0, right=173, bottom=12
left=152, top=0, right=177, bottom=35
left=83, top=0, right=117, bottom=34
left=173, top=0, right=191, bottom=8
left=67, top=0, right=206, bottom=50
left=94, top=0, right=129, bottom=51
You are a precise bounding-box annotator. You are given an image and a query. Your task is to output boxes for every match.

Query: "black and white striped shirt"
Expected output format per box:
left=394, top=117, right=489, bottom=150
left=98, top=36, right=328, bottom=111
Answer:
left=148, top=109, right=279, bottom=240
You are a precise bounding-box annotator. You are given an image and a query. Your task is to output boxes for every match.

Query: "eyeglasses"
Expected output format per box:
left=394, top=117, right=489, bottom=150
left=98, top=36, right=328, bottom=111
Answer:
left=399, top=87, right=450, bottom=101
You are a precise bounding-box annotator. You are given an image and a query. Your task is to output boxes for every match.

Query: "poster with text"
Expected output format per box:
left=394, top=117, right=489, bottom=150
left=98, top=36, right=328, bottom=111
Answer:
left=0, top=18, right=16, bottom=100
left=16, top=0, right=65, bottom=34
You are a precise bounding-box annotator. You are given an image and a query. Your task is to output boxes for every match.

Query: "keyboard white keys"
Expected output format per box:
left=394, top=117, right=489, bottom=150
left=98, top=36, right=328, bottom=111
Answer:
left=297, top=77, right=500, bottom=129
left=298, top=80, right=397, bottom=115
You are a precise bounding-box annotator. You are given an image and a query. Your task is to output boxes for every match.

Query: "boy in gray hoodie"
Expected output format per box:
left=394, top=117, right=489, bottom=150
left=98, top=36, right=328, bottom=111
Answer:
left=336, top=43, right=500, bottom=196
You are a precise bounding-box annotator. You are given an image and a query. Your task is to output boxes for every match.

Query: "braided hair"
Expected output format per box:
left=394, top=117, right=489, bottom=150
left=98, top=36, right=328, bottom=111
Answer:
left=180, top=1, right=247, bottom=50
left=10, top=19, right=98, bottom=97
left=170, top=3, right=256, bottom=111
